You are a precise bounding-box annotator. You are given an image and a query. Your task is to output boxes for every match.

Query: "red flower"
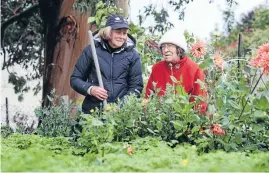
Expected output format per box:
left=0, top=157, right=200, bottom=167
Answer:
left=199, top=127, right=206, bottom=135
left=190, top=40, right=207, bottom=58
left=250, top=55, right=261, bottom=68
left=229, top=42, right=237, bottom=48
left=213, top=54, right=225, bottom=71
left=127, top=146, right=133, bottom=155
left=250, top=43, right=269, bottom=75
left=259, top=53, right=269, bottom=75
left=257, top=43, right=269, bottom=55
left=245, top=28, right=251, bottom=33
left=210, top=124, right=226, bottom=136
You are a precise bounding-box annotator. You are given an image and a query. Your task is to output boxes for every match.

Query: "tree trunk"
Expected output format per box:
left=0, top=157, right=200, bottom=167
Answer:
left=115, top=0, right=129, bottom=18
left=40, top=0, right=90, bottom=105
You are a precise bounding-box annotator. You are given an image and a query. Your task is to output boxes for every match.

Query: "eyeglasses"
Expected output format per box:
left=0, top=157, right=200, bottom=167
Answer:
left=160, top=43, right=176, bottom=51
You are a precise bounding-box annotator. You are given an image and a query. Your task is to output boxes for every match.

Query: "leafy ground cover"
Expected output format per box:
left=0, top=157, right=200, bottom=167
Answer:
left=1, top=134, right=269, bottom=172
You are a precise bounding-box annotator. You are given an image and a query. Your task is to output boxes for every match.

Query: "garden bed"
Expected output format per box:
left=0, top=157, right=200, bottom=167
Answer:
left=1, top=134, right=269, bottom=172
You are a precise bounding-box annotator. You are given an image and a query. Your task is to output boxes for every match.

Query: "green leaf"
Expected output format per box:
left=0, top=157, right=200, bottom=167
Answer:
left=47, top=95, right=53, bottom=102
left=100, top=19, right=106, bottom=27
left=188, top=114, right=200, bottom=123
left=170, top=76, right=178, bottom=83
left=224, top=143, right=231, bottom=151
left=254, top=110, right=265, bottom=118
left=96, top=1, right=103, bottom=9
left=235, top=132, right=242, bottom=144
left=252, top=124, right=264, bottom=132
left=34, top=109, right=42, bottom=117
left=216, top=97, right=223, bottom=109
left=147, top=128, right=155, bottom=134
left=171, top=121, right=183, bottom=131
left=199, top=58, right=213, bottom=69
left=238, top=83, right=250, bottom=93
left=176, top=132, right=184, bottom=138
left=254, top=96, right=269, bottom=111
left=140, top=121, right=147, bottom=125
left=191, top=125, right=200, bottom=133
left=229, top=114, right=236, bottom=121
left=230, top=142, right=238, bottom=149
left=243, top=144, right=258, bottom=151
left=208, top=104, right=216, bottom=115
left=91, top=119, right=103, bottom=126
left=170, top=140, right=179, bottom=144
left=228, top=100, right=241, bottom=110
left=189, top=38, right=195, bottom=43
left=156, top=121, right=163, bottom=131
left=165, top=98, right=173, bottom=104
left=88, top=17, right=95, bottom=23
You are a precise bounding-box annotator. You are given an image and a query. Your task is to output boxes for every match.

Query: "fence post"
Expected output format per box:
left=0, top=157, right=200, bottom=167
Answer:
left=5, top=97, right=9, bottom=126
left=237, top=34, right=242, bottom=66
left=237, top=34, right=242, bottom=85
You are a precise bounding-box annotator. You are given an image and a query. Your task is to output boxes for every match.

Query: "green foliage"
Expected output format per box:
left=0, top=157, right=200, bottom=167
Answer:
left=1, top=134, right=269, bottom=172
left=1, top=0, right=43, bottom=99
left=73, top=0, right=115, bottom=14
left=1, top=125, right=13, bottom=138
left=35, top=89, right=79, bottom=137
left=73, top=85, right=208, bottom=146
left=76, top=114, right=114, bottom=154
left=214, top=6, right=269, bottom=58
left=86, top=1, right=124, bottom=29
left=139, top=5, right=174, bottom=35
left=2, top=57, right=269, bottom=170
left=8, top=72, right=30, bottom=101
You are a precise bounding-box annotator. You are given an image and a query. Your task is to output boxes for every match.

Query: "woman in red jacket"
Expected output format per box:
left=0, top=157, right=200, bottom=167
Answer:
left=145, top=29, right=207, bottom=114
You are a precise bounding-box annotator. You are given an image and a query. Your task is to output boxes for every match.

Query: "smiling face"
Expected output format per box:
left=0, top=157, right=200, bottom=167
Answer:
left=108, top=28, right=128, bottom=48
left=160, top=43, right=180, bottom=63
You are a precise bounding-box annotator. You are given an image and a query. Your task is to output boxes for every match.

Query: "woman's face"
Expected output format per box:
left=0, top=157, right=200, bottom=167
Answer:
left=160, top=43, right=179, bottom=63
left=108, top=28, right=128, bottom=48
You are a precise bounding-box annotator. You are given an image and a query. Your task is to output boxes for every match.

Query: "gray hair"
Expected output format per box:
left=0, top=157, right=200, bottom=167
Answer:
left=177, top=46, right=185, bottom=59
left=98, top=26, right=112, bottom=40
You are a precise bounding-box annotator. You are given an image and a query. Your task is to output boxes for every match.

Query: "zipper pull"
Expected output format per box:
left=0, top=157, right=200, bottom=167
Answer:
left=168, top=63, right=173, bottom=76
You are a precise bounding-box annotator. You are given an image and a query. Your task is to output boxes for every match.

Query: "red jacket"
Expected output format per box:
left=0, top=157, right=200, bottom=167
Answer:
left=145, top=56, right=207, bottom=114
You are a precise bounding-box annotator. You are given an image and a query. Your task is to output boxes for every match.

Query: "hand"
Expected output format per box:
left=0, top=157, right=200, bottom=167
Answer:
left=89, top=86, right=108, bottom=101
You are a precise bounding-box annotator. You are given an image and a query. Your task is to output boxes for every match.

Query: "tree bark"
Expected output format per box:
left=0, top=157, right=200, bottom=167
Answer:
left=115, top=0, right=129, bottom=18
left=40, top=0, right=90, bottom=105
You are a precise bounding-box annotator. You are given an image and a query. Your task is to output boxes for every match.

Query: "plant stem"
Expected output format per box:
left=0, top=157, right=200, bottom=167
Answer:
left=250, top=69, right=258, bottom=89
left=228, top=69, right=264, bottom=143
left=261, top=77, right=269, bottom=90
left=102, top=146, right=104, bottom=163
left=239, top=69, right=264, bottom=120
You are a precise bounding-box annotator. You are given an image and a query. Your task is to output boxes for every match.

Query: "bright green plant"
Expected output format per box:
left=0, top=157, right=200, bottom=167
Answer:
left=76, top=113, right=114, bottom=156
left=87, top=1, right=124, bottom=29
left=2, top=133, right=269, bottom=172
left=35, top=89, right=79, bottom=137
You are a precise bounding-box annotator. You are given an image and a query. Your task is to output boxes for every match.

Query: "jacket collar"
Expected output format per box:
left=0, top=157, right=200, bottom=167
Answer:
left=165, top=56, right=188, bottom=70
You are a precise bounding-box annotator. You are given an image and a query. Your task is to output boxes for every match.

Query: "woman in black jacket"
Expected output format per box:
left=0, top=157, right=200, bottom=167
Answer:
left=70, top=14, right=143, bottom=113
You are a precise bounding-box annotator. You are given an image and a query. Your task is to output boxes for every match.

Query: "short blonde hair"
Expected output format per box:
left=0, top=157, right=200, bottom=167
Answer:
left=98, top=26, right=112, bottom=40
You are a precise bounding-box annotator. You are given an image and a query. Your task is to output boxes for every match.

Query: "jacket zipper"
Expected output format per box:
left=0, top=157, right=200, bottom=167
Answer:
left=111, top=53, right=114, bottom=101
left=169, top=63, right=174, bottom=85
left=169, top=63, right=176, bottom=94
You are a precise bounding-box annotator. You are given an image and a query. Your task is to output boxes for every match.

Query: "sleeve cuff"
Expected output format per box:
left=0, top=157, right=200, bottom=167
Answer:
left=87, top=86, right=94, bottom=95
